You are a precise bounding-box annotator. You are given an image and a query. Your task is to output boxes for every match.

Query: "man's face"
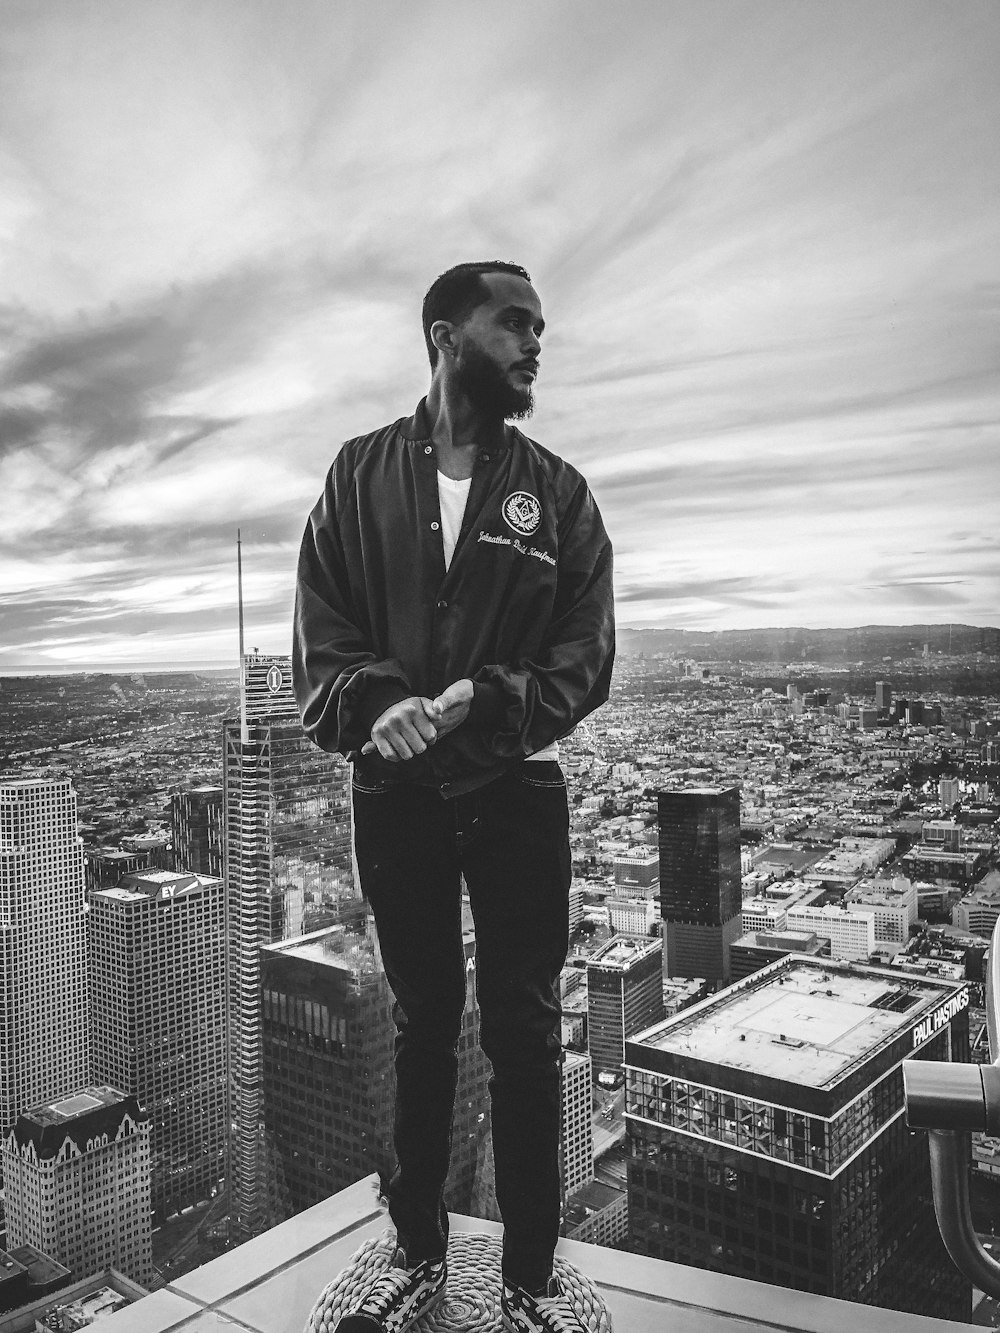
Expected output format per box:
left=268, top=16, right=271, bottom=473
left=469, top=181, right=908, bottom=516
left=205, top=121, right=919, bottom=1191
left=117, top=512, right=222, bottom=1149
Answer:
left=452, top=272, right=544, bottom=421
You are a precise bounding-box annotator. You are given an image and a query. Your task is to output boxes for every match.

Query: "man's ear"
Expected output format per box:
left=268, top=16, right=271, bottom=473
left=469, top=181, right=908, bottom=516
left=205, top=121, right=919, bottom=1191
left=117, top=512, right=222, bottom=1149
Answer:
left=430, top=319, right=457, bottom=359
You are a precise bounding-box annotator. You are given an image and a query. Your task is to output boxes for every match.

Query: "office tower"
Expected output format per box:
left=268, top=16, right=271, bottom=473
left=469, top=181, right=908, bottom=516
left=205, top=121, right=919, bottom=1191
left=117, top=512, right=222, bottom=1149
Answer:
left=626, top=956, right=971, bottom=1319
left=844, top=876, right=919, bottom=955
left=567, top=881, right=586, bottom=935
left=560, top=1050, right=594, bottom=1201
left=922, top=819, right=961, bottom=852
left=0, top=779, right=90, bottom=1138
left=613, top=849, right=659, bottom=892
left=563, top=1180, right=629, bottom=1249
left=259, top=922, right=394, bottom=1216
left=953, top=883, right=1000, bottom=936
left=784, top=902, right=875, bottom=963
left=260, top=917, right=490, bottom=1218
left=587, top=937, right=664, bottom=1079
left=171, top=785, right=224, bottom=877
left=607, top=894, right=657, bottom=937
left=89, top=870, right=227, bottom=1221
left=905, top=700, right=925, bottom=727
left=84, top=847, right=151, bottom=897
left=938, top=777, right=960, bottom=808
left=658, top=786, right=741, bottom=985
left=225, top=652, right=354, bottom=1240
left=120, top=833, right=171, bottom=868
left=2, top=1088, right=153, bottom=1288
left=875, top=681, right=892, bottom=714
left=729, top=929, right=830, bottom=982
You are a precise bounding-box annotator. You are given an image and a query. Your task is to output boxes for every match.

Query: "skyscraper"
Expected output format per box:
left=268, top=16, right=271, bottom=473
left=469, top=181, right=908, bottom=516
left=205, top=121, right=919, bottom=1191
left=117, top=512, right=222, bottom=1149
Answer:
left=260, top=914, right=490, bottom=1218
left=225, top=652, right=354, bottom=1239
left=259, top=922, right=395, bottom=1215
left=171, top=785, right=224, bottom=878
left=2, top=1087, right=153, bottom=1288
left=586, top=937, right=664, bottom=1079
left=626, top=956, right=971, bottom=1319
left=874, top=680, right=892, bottom=715
left=0, top=779, right=90, bottom=1137
left=89, top=870, right=227, bottom=1221
left=560, top=1050, right=594, bottom=1201
left=658, top=785, right=741, bottom=984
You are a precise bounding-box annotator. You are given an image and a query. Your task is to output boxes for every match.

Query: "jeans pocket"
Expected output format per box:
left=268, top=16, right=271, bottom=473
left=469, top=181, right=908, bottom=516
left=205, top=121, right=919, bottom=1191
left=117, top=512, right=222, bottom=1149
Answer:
left=516, top=760, right=566, bottom=790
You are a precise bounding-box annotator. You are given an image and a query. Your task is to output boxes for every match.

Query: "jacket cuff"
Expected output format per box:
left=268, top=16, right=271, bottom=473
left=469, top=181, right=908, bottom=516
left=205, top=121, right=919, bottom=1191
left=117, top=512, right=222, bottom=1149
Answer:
left=348, top=680, right=413, bottom=747
left=467, top=680, right=505, bottom=729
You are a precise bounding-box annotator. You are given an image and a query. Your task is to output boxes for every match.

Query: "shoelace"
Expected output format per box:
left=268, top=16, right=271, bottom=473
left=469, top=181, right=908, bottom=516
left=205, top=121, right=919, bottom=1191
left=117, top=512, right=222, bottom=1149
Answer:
left=533, top=1292, right=582, bottom=1333
left=357, top=1266, right=416, bottom=1317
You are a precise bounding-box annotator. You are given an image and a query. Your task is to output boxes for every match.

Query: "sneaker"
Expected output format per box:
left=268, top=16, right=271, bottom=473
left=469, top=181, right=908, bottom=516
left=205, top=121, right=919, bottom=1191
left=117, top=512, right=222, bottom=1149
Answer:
left=501, top=1274, right=587, bottom=1333
left=335, top=1247, right=447, bottom=1331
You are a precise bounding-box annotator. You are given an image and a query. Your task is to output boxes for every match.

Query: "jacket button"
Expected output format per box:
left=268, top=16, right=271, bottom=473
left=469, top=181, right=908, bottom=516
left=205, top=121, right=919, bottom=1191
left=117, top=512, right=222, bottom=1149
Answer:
left=424, top=445, right=433, bottom=455
left=437, top=599, right=448, bottom=610
left=430, top=521, right=440, bottom=531
left=479, top=451, right=490, bottom=462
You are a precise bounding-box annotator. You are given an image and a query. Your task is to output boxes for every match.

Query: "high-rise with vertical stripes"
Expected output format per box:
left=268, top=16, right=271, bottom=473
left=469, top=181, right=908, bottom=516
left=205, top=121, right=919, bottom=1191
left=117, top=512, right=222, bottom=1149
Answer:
left=0, top=778, right=90, bottom=1138
left=224, top=653, right=354, bottom=1240
left=658, top=785, right=742, bottom=985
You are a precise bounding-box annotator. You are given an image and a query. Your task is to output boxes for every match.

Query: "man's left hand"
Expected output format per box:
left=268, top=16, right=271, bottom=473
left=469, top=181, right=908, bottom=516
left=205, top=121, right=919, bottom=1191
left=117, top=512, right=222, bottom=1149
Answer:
left=426, top=678, right=474, bottom=738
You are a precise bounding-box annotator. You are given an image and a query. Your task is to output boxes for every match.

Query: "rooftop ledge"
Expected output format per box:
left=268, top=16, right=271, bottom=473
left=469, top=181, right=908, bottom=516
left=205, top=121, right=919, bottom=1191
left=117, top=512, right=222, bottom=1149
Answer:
left=97, top=1173, right=977, bottom=1333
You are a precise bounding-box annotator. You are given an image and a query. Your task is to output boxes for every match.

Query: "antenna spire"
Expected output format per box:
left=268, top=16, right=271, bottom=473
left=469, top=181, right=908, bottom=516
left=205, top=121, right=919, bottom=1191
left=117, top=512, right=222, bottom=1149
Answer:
left=237, top=529, right=248, bottom=743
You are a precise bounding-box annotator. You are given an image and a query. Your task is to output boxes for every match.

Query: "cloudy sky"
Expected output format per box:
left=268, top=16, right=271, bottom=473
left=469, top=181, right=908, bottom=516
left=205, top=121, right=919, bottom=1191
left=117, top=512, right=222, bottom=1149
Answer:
left=1, top=0, right=998, bottom=670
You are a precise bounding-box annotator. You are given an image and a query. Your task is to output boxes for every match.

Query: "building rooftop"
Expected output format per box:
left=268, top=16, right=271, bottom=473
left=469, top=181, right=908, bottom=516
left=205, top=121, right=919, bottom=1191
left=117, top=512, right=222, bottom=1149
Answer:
left=97, top=871, right=221, bottom=902
left=87, top=1174, right=977, bottom=1333
left=631, top=958, right=963, bottom=1090
left=589, top=936, right=661, bottom=972
left=958, top=884, right=1000, bottom=906
left=6, top=1087, right=147, bottom=1159
left=263, top=924, right=381, bottom=973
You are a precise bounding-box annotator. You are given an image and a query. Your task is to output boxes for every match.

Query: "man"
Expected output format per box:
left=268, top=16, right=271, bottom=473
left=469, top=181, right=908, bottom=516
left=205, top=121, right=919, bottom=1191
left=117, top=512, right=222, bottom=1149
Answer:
left=293, top=260, right=614, bottom=1333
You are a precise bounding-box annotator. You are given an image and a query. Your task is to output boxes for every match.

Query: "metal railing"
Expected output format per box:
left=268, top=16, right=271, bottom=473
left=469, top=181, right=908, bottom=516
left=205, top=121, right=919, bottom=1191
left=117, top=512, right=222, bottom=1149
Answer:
left=903, top=915, right=1000, bottom=1296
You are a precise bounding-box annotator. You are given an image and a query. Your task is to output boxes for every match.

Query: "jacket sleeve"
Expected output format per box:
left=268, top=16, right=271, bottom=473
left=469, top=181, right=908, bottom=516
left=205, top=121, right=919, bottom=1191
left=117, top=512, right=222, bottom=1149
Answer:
left=465, top=475, right=615, bottom=760
left=292, top=450, right=413, bottom=755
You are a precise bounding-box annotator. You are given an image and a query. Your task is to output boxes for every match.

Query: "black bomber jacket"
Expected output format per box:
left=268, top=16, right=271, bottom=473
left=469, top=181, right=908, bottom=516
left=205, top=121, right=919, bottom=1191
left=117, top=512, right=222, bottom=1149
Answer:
left=292, top=398, right=615, bottom=797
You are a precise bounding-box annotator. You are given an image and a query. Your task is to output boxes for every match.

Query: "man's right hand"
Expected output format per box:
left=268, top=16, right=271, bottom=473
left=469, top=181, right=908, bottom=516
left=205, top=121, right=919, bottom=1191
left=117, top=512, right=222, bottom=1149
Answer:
left=363, top=696, right=439, bottom=762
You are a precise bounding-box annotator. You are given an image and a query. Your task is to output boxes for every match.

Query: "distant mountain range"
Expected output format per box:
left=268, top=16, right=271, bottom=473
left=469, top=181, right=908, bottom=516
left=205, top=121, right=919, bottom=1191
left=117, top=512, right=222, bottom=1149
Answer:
left=618, top=624, right=1000, bottom=663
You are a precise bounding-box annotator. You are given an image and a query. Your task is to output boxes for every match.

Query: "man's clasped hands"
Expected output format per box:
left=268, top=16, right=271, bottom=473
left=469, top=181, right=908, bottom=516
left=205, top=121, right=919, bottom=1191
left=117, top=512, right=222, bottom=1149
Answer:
left=360, top=678, right=474, bottom=762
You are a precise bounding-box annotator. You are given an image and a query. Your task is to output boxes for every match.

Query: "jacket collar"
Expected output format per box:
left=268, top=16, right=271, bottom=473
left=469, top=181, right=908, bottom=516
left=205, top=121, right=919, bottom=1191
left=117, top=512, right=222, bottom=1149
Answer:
left=399, top=397, right=513, bottom=453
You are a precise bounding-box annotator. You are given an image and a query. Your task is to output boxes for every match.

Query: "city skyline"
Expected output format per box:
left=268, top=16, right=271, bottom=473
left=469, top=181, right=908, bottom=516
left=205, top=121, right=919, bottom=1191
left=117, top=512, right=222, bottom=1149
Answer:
left=1, top=2, right=998, bottom=670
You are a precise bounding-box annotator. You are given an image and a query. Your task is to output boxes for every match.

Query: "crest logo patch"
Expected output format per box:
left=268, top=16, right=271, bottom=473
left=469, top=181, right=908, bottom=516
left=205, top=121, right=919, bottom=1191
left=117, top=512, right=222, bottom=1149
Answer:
left=501, top=491, right=542, bottom=536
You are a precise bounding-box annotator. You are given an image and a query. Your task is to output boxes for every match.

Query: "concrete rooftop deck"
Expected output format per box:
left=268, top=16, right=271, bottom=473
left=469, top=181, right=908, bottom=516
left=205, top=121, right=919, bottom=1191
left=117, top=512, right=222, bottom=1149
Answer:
left=96, top=1174, right=979, bottom=1332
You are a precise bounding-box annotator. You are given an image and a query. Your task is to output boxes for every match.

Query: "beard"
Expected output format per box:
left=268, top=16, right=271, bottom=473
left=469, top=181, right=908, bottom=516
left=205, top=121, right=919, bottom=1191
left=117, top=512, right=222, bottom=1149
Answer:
left=454, top=342, right=534, bottom=421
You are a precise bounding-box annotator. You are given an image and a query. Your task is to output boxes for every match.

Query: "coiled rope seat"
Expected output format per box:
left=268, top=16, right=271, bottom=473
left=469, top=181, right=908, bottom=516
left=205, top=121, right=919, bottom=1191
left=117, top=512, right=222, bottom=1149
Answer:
left=306, top=1230, right=613, bottom=1332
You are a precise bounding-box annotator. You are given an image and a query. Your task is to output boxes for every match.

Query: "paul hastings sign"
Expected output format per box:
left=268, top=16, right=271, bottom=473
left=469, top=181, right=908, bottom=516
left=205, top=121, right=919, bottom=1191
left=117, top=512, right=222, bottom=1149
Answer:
left=912, top=986, right=970, bottom=1049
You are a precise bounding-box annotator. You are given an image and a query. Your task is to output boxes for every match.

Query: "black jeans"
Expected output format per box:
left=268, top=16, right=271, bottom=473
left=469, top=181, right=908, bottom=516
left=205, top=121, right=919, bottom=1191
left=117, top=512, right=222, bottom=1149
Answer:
left=351, top=759, right=571, bottom=1292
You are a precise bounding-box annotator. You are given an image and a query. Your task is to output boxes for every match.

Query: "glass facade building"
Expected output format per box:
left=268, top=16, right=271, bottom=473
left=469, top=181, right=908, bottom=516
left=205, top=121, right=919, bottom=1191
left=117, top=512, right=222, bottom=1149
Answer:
left=171, top=785, right=224, bottom=878
left=224, top=654, right=354, bottom=1240
left=260, top=916, right=490, bottom=1219
left=658, top=786, right=741, bottom=984
left=587, top=937, right=664, bottom=1078
left=626, top=956, right=972, bottom=1320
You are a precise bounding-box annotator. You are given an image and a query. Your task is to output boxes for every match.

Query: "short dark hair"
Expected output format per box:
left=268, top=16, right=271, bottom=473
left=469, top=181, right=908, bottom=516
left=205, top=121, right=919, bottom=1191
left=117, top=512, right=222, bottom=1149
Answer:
left=422, top=260, right=531, bottom=367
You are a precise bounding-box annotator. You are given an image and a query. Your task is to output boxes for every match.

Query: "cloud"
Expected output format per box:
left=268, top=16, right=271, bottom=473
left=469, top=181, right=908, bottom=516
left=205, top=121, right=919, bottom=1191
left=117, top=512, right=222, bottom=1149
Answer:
left=617, top=574, right=793, bottom=610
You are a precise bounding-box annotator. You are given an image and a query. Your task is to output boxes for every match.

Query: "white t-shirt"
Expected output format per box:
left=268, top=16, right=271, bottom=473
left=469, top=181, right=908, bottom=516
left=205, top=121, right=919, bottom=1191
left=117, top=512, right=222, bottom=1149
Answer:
left=436, top=470, right=559, bottom=764
left=437, top=471, right=472, bottom=572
